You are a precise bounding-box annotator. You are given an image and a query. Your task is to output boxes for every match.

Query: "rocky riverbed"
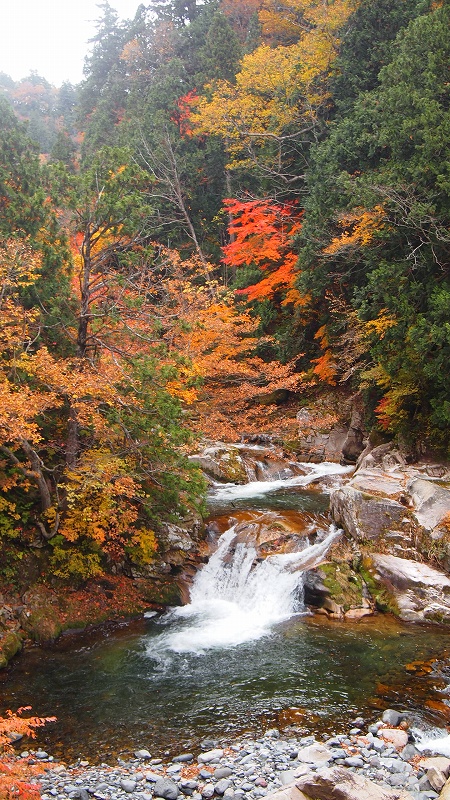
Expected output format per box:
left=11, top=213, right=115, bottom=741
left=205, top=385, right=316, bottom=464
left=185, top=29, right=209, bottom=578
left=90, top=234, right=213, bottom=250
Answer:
left=21, top=709, right=450, bottom=800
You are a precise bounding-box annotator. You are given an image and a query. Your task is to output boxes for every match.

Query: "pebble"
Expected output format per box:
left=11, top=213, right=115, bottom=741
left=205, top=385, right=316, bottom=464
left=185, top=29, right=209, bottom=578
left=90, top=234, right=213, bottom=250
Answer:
left=31, top=708, right=448, bottom=800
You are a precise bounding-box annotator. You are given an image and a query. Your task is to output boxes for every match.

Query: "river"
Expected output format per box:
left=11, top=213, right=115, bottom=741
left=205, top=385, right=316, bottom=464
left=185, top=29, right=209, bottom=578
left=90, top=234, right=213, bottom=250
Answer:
left=1, top=458, right=449, bottom=763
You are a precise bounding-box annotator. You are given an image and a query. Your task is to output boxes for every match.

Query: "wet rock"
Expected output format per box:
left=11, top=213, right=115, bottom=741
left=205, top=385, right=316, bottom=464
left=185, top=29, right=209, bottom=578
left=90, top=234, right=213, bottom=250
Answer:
left=382, top=710, right=405, bottom=727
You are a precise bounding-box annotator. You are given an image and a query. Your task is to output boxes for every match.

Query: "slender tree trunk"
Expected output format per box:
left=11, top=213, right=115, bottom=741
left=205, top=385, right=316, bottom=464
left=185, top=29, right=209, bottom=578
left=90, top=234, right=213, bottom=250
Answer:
left=2, top=441, right=60, bottom=539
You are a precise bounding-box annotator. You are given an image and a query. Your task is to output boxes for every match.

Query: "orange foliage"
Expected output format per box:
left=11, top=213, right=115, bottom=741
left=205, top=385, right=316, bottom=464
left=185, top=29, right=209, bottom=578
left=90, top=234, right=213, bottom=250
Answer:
left=141, top=246, right=308, bottom=440
left=311, top=325, right=337, bottom=385
left=171, top=90, right=199, bottom=136
left=0, top=708, right=55, bottom=800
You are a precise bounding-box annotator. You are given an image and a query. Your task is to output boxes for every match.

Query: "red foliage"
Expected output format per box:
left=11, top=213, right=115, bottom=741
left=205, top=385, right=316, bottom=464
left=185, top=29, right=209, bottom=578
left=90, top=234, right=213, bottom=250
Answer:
left=170, top=90, right=199, bottom=136
left=222, top=198, right=302, bottom=301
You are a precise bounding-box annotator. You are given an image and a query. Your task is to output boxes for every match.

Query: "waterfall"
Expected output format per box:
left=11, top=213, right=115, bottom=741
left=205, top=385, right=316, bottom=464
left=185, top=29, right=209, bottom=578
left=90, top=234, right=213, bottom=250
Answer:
left=145, top=525, right=341, bottom=657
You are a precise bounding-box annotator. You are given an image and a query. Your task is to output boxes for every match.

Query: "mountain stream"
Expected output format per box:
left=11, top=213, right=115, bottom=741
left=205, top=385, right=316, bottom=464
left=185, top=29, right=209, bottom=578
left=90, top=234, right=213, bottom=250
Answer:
left=1, top=454, right=450, bottom=762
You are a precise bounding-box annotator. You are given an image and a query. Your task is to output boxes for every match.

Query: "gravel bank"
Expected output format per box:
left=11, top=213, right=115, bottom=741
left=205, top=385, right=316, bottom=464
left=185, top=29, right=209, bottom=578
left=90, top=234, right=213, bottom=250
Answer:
left=24, top=709, right=449, bottom=800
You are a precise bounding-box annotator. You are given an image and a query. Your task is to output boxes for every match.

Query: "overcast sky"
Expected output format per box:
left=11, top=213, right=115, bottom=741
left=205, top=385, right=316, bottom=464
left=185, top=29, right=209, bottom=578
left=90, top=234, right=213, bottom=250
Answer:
left=0, top=1, right=142, bottom=87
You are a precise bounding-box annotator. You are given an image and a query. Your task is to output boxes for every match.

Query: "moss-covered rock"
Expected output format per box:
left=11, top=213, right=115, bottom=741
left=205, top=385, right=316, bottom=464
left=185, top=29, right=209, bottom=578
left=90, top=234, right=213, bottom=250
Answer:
left=133, top=577, right=183, bottom=606
left=190, top=445, right=248, bottom=483
left=319, top=562, right=365, bottom=612
left=0, top=631, right=22, bottom=669
left=359, top=556, right=401, bottom=615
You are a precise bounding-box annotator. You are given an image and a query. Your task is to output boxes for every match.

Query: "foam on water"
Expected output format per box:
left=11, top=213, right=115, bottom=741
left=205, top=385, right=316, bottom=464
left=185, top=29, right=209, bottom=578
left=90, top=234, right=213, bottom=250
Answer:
left=412, top=728, right=450, bottom=757
left=210, top=462, right=352, bottom=502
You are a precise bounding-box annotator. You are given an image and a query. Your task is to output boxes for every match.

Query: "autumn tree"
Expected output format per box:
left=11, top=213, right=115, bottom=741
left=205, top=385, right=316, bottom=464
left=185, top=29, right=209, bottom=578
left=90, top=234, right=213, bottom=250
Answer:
left=144, top=245, right=306, bottom=440
left=297, top=3, right=450, bottom=446
left=192, top=0, right=355, bottom=188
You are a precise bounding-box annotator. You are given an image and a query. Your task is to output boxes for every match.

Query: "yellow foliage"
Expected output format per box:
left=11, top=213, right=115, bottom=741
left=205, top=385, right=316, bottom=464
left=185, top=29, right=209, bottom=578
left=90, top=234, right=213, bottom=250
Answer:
left=61, top=449, right=139, bottom=547
left=127, top=529, right=158, bottom=565
left=193, top=0, right=356, bottom=171
left=323, top=205, right=385, bottom=255
left=259, top=0, right=356, bottom=45
left=364, top=310, right=397, bottom=339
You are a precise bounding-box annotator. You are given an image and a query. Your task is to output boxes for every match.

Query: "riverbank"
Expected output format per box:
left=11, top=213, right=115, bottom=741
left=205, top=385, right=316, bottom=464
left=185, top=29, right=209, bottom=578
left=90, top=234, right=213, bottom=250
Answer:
left=19, top=709, right=450, bottom=800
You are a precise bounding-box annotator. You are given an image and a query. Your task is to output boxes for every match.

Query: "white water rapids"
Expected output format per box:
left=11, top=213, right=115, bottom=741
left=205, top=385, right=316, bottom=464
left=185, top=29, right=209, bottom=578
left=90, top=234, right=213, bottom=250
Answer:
left=210, top=461, right=352, bottom=503
left=145, top=462, right=349, bottom=659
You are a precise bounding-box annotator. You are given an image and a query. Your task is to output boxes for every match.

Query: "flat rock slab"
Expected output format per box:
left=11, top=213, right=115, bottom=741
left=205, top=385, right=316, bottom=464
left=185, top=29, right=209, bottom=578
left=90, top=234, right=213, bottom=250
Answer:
left=372, top=554, right=450, bottom=590
left=351, top=470, right=407, bottom=500
left=418, top=756, right=450, bottom=776
left=330, top=486, right=405, bottom=541
left=294, top=765, right=415, bottom=800
left=297, top=743, right=334, bottom=766
left=371, top=553, right=450, bottom=622
left=408, top=478, right=450, bottom=531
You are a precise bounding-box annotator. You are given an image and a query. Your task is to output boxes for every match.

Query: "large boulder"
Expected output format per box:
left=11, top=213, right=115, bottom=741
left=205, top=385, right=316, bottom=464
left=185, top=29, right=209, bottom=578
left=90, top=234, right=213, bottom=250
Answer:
left=330, top=458, right=450, bottom=546
left=190, top=444, right=249, bottom=483
left=294, top=765, right=415, bottom=800
left=341, top=399, right=365, bottom=464
left=330, top=485, right=405, bottom=541
left=367, top=553, right=450, bottom=623
left=408, top=478, right=450, bottom=532
left=296, top=407, right=348, bottom=463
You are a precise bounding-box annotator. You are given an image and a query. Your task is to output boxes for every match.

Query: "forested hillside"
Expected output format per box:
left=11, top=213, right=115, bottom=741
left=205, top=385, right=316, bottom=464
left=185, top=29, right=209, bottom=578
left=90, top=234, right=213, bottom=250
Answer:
left=0, top=0, right=449, bottom=585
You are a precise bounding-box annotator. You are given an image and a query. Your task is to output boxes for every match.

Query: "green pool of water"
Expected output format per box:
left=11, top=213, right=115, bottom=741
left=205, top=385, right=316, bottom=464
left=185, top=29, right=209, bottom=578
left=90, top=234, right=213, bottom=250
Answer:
left=1, top=613, right=448, bottom=763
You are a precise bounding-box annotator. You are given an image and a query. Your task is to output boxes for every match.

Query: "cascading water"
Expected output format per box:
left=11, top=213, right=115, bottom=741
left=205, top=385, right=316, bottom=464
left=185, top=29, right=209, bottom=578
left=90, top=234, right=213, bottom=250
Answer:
left=145, top=523, right=341, bottom=657
left=144, top=462, right=351, bottom=660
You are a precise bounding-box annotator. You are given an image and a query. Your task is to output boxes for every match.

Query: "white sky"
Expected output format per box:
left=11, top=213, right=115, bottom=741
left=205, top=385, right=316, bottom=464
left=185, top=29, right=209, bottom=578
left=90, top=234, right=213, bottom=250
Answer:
left=0, top=1, right=142, bottom=87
